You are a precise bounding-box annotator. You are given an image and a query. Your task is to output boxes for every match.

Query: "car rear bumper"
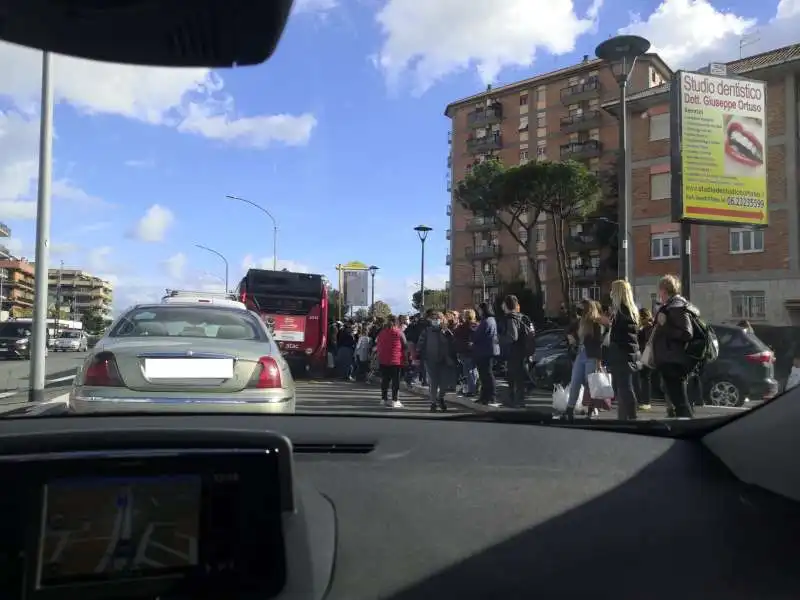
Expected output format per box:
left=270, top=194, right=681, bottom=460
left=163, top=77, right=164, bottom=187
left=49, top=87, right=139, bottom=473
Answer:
left=69, top=387, right=296, bottom=414
left=744, top=378, right=780, bottom=402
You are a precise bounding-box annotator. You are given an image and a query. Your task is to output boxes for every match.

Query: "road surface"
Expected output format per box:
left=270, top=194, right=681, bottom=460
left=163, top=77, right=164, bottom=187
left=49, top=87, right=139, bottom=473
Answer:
left=0, top=351, right=87, bottom=413
left=40, top=475, right=200, bottom=583
left=295, top=379, right=468, bottom=414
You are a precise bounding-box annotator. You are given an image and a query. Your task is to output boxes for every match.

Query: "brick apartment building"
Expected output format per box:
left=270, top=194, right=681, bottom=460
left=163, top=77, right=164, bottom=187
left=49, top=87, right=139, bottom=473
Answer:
left=0, top=253, right=35, bottom=317
left=444, top=53, right=671, bottom=312
left=602, top=43, right=800, bottom=326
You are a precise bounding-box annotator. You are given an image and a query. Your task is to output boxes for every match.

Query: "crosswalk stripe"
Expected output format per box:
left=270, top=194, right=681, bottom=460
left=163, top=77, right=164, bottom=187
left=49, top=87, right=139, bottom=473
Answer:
left=293, top=380, right=467, bottom=413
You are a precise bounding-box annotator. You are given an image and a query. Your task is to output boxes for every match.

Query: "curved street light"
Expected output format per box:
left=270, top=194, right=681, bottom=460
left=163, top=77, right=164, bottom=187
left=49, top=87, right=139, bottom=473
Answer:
left=226, top=194, right=278, bottom=270
left=595, top=34, right=651, bottom=281
left=195, top=244, right=229, bottom=293
left=413, top=225, right=433, bottom=313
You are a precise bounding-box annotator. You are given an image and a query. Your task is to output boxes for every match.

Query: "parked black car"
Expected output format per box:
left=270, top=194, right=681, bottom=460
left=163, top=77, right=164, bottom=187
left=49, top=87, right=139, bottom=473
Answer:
left=530, top=323, right=778, bottom=407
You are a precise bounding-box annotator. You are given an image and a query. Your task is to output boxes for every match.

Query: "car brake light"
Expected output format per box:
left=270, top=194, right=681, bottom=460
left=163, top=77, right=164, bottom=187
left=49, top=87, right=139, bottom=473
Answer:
left=745, top=351, right=773, bottom=364
left=83, top=352, right=123, bottom=387
left=252, top=356, right=282, bottom=389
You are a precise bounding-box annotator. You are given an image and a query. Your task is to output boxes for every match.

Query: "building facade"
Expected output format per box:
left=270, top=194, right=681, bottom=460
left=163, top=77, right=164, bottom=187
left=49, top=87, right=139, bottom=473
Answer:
left=444, top=53, right=671, bottom=312
left=47, top=268, right=113, bottom=319
left=0, top=254, right=35, bottom=317
left=602, top=44, right=800, bottom=326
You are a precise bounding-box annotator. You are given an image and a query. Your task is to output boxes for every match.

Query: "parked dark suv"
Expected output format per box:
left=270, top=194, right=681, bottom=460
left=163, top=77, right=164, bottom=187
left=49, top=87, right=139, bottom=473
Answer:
left=530, top=323, right=777, bottom=407
left=702, top=324, right=778, bottom=407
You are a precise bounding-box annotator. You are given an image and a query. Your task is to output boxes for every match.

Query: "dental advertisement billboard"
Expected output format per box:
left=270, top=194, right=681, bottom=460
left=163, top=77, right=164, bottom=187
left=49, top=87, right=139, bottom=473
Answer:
left=670, top=70, right=768, bottom=227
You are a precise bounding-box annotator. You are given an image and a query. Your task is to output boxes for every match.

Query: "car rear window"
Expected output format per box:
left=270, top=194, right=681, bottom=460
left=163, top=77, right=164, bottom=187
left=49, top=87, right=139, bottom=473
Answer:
left=111, top=306, right=268, bottom=341
left=715, top=326, right=769, bottom=352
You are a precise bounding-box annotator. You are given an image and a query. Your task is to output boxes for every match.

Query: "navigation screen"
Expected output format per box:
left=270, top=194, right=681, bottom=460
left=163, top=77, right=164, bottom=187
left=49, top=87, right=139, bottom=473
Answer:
left=38, top=475, right=201, bottom=586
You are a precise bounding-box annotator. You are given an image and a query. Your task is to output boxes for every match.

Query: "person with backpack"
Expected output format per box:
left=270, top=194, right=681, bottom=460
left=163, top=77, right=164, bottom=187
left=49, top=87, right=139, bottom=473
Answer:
left=651, top=274, right=715, bottom=419
left=500, top=295, right=534, bottom=408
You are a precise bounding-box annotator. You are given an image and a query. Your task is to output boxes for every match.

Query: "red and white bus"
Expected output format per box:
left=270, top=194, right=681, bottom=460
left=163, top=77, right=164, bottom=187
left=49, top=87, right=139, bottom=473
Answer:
left=237, top=269, right=328, bottom=374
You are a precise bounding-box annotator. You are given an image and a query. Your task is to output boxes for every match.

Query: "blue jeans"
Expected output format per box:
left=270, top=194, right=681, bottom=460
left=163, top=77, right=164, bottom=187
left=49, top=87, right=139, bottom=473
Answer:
left=568, top=347, right=598, bottom=408
left=459, top=355, right=478, bottom=395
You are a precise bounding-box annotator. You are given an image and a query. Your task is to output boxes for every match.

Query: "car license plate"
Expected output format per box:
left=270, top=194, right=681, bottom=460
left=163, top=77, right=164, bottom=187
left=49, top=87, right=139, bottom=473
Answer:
left=144, top=358, right=234, bottom=379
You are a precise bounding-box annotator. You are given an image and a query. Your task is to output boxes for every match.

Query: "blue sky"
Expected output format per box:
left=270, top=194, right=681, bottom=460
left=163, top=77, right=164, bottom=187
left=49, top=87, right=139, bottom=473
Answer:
left=0, top=0, right=796, bottom=313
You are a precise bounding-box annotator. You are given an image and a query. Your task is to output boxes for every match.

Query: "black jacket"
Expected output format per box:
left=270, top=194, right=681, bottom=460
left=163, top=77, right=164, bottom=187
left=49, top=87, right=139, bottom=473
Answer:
left=652, top=295, right=696, bottom=368
left=608, top=304, right=639, bottom=367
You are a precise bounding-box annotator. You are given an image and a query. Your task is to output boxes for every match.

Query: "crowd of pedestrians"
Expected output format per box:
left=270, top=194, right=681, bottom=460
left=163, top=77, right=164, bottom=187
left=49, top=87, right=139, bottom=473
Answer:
left=325, top=273, right=718, bottom=421
left=326, top=294, right=536, bottom=411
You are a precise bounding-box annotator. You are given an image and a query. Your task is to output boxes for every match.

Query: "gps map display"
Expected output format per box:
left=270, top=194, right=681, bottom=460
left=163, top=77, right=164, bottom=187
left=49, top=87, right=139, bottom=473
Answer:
left=39, top=475, right=201, bottom=586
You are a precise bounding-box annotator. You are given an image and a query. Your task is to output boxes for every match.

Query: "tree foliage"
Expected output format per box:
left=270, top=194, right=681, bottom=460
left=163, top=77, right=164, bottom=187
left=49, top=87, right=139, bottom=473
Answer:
left=354, top=308, right=369, bottom=321
left=455, top=158, right=600, bottom=318
left=492, top=278, right=543, bottom=325
left=82, top=308, right=107, bottom=334
left=411, top=289, right=448, bottom=313
left=369, top=300, right=392, bottom=320
left=327, top=288, right=350, bottom=321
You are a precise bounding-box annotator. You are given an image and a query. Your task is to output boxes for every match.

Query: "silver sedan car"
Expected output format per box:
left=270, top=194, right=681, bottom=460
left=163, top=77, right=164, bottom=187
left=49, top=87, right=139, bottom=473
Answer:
left=69, top=299, right=296, bottom=414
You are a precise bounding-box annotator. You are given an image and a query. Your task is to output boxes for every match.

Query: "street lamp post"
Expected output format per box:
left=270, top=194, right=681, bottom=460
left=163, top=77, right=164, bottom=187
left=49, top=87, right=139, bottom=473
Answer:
left=413, top=226, right=432, bottom=313
left=595, top=35, right=651, bottom=282
left=195, top=244, right=229, bottom=293
left=368, top=265, right=379, bottom=310
left=226, top=195, right=278, bottom=270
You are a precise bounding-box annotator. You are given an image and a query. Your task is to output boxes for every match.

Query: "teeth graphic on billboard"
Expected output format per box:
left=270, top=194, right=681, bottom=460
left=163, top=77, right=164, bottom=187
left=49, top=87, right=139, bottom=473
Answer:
left=671, top=71, right=768, bottom=227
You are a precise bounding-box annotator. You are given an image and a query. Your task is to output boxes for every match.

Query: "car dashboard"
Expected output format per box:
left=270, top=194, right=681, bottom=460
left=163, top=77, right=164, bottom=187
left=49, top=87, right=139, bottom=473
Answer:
left=0, top=410, right=797, bottom=600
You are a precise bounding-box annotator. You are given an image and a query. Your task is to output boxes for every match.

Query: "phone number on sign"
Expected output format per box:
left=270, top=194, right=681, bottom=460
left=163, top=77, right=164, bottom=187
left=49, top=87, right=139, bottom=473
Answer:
left=727, top=196, right=766, bottom=209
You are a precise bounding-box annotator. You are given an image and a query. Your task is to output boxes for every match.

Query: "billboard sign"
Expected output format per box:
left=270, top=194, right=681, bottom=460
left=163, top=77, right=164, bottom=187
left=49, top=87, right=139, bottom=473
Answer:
left=671, top=70, right=768, bottom=227
left=343, top=269, right=368, bottom=306
left=265, top=314, right=306, bottom=342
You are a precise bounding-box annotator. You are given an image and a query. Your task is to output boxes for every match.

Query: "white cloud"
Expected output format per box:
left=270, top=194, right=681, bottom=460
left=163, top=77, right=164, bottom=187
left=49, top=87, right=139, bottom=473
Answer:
left=293, top=0, right=338, bottom=14
left=88, top=246, right=113, bottom=271
left=0, top=200, right=36, bottom=219
left=0, top=43, right=318, bottom=150
left=620, top=0, right=800, bottom=69
left=163, top=253, right=187, bottom=280
left=133, top=204, right=174, bottom=242
left=374, top=0, right=602, bottom=92
left=124, top=159, right=155, bottom=168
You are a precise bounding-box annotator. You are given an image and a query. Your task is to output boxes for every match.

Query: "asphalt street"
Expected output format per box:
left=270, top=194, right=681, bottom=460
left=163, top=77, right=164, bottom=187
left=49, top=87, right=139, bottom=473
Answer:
left=295, top=379, right=468, bottom=415
left=0, top=351, right=87, bottom=413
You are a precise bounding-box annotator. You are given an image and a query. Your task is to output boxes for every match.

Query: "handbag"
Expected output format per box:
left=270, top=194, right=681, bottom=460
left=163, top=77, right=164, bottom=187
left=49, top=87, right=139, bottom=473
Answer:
left=641, top=328, right=657, bottom=369
left=588, top=369, right=614, bottom=399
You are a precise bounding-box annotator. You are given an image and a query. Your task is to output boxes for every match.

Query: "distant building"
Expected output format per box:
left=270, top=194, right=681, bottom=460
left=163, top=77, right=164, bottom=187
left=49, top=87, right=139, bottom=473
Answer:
left=444, top=52, right=671, bottom=312
left=47, top=268, right=113, bottom=320
left=0, top=251, right=35, bottom=318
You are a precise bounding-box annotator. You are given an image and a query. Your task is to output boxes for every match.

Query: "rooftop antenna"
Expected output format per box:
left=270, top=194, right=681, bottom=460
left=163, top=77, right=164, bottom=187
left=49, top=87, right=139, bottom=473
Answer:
left=740, top=31, right=760, bottom=58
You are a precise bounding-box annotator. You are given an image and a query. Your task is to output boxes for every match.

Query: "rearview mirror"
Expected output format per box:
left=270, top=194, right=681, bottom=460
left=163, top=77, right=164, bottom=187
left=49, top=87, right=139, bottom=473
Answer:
left=0, top=0, right=295, bottom=67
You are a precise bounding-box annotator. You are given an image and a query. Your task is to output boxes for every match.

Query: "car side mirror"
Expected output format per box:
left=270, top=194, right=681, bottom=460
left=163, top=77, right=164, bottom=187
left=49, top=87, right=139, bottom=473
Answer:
left=0, top=0, right=294, bottom=67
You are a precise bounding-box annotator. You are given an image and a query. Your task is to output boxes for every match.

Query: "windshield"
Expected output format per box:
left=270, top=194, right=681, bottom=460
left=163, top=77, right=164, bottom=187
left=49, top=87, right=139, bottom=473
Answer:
left=0, top=2, right=793, bottom=430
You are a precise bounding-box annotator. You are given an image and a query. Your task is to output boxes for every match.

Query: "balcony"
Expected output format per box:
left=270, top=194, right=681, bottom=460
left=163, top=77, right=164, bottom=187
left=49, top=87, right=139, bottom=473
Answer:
left=466, top=134, right=502, bottom=154
left=471, top=273, right=499, bottom=286
left=560, top=139, right=602, bottom=160
left=446, top=229, right=451, bottom=240
left=446, top=204, right=452, bottom=216
left=446, top=254, right=451, bottom=266
left=465, top=245, right=502, bottom=259
left=466, top=104, right=502, bottom=128
left=566, top=231, right=600, bottom=250
left=0, top=222, right=9, bottom=237
left=560, top=110, right=602, bottom=133
left=560, top=78, right=600, bottom=104
left=569, top=266, right=600, bottom=281
left=465, top=216, right=500, bottom=231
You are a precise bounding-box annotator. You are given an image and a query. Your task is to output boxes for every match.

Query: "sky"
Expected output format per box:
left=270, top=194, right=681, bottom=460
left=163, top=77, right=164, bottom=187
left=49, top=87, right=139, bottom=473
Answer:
left=0, top=0, right=798, bottom=314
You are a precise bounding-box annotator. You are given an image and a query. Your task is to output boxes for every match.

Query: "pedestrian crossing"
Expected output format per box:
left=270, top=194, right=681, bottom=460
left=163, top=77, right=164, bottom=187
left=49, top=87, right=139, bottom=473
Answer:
left=294, top=379, right=468, bottom=415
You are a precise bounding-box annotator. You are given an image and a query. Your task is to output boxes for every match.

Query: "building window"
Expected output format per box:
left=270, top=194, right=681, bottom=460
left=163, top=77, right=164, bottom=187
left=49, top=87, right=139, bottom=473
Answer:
left=569, top=286, right=600, bottom=302
left=519, top=150, right=529, bottom=163
left=649, top=112, right=670, bottom=141
left=519, top=116, right=529, bottom=131
left=537, top=112, right=546, bottom=127
left=536, top=259, right=546, bottom=279
left=729, top=228, right=764, bottom=253
left=536, top=87, right=546, bottom=104
left=517, top=227, right=528, bottom=245
left=651, top=233, right=680, bottom=260
left=536, top=145, right=546, bottom=160
left=518, top=258, right=528, bottom=283
left=650, top=172, right=671, bottom=200
left=519, top=94, right=528, bottom=105
left=535, top=225, right=546, bottom=243
left=731, top=291, right=766, bottom=320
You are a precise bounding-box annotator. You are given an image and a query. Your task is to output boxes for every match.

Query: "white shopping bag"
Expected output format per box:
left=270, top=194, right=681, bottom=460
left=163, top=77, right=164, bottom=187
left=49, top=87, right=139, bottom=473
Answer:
left=588, top=371, right=614, bottom=399
left=574, top=386, right=586, bottom=414
left=552, top=384, right=569, bottom=413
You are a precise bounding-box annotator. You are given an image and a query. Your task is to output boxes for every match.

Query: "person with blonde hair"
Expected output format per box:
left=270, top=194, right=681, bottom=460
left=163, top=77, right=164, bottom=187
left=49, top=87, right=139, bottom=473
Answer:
left=604, top=279, right=641, bottom=420
left=564, top=298, right=605, bottom=421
